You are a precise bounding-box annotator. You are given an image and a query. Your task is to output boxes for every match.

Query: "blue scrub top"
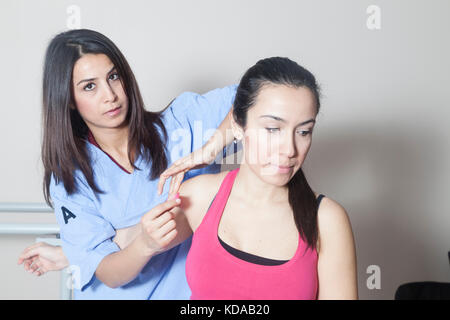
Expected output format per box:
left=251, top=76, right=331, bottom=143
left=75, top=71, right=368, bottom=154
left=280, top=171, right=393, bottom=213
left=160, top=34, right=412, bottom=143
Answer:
left=50, top=85, right=237, bottom=299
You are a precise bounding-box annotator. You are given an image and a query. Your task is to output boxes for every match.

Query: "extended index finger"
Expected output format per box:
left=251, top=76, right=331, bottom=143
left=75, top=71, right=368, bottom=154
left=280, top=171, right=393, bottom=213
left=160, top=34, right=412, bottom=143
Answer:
left=169, top=172, right=185, bottom=197
left=157, top=174, right=169, bottom=195
left=158, top=158, right=191, bottom=194
left=146, top=198, right=182, bottom=220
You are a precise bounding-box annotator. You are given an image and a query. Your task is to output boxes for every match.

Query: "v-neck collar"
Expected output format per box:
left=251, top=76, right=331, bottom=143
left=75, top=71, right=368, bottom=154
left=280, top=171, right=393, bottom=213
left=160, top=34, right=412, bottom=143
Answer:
left=87, top=130, right=132, bottom=174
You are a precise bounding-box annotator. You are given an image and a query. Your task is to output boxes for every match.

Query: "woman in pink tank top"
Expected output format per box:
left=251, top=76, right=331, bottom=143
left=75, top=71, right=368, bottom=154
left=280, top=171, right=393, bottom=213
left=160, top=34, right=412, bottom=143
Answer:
left=175, top=57, right=358, bottom=300
left=186, top=168, right=320, bottom=299
left=59, top=56, right=356, bottom=299
left=17, top=55, right=357, bottom=300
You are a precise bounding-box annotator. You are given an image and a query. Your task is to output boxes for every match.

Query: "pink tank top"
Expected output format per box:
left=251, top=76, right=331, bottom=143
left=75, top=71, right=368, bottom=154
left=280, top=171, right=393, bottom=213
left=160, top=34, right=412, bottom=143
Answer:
left=185, top=168, right=319, bottom=300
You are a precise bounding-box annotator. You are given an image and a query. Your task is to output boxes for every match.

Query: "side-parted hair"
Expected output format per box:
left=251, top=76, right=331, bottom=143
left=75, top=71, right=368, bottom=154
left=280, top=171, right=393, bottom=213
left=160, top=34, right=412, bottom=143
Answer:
left=233, top=57, right=321, bottom=252
left=42, top=29, right=168, bottom=207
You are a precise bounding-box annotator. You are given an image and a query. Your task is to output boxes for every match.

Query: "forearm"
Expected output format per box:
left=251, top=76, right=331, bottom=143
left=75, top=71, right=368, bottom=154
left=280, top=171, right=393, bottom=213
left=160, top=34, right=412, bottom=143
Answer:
left=95, top=234, right=156, bottom=288
left=205, top=109, right=234, bottom=155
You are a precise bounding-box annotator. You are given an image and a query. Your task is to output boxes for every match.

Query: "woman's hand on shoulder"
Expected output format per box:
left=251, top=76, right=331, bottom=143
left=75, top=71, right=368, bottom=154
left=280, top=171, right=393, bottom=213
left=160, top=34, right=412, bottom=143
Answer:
left=157, top=142, right=225, bottom=198
left=316, top=197, right=358, bottom=300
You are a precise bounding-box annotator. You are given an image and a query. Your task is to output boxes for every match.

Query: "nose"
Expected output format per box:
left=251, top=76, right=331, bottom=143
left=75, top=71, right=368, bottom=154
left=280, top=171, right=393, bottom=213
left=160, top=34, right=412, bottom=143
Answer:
left=280, top=132, right=297, bottom=158
left=102, top=81, right=117, bottom=104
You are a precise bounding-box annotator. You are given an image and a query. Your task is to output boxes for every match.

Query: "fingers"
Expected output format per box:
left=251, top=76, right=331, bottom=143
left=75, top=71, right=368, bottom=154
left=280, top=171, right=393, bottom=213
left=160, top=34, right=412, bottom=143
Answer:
left=140, top=197, right=182, bottom=252
left=17, top=242, right=45, bottom=265
left=163, top=158, right=188, bottom=177
left=141, top=214, right=178, bottom=251
left=142, top=204, right=178, bottom=235
left=155, top=219, right=177, bottom=239
left=23, top=256, right=38, bottom=272
left=144, top=198, right=181, bottom=221
left=18, top=242, right=58, bottom=276
left=152, top=211, right=175, bottom=230
left=31, top=259, right=46, bottom=276
left=169, top=172, right=185, bottom=197
left=157, top=175, right=168, bottom=196
left=18, top=246, right=41, bottom=265
left=157, top=160, right=182, bottom=195
left=158, top=157, right=192, bottom=195
left=17, top=243, right=40, bottom=264
left=30, top=258, right=44, bottom=276
left=160, top=229, right=178, bottom=248
left=22, top=256, right=46, bottom=276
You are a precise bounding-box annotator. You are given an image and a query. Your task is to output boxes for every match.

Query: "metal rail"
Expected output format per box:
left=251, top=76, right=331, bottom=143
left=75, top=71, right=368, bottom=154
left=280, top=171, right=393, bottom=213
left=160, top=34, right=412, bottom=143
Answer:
left=0, top=224, right=60, bottom=235
left=0, top=202, right=53, bottom=213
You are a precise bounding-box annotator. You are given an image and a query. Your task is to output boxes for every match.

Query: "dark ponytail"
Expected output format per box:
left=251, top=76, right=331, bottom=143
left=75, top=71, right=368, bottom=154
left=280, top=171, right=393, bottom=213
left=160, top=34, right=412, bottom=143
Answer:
left=233, top=57, right=321, bottom=252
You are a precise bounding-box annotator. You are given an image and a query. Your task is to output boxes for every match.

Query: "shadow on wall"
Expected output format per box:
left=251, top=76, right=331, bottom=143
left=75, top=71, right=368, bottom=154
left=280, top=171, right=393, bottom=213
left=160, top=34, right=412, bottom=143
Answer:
left=304, top=124, right=449, bottom=299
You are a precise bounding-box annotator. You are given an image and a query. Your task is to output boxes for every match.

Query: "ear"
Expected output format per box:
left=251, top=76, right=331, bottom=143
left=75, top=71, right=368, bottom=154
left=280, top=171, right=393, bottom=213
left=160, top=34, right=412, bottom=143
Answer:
left=230, top=114, right=244, bottom=141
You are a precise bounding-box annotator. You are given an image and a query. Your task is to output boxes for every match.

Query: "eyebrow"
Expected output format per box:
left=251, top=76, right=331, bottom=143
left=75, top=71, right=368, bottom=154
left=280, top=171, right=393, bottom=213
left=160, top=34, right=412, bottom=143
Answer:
left=76, top=66, right=116, bottom=86
left=259, top=115, right=316, bottom=126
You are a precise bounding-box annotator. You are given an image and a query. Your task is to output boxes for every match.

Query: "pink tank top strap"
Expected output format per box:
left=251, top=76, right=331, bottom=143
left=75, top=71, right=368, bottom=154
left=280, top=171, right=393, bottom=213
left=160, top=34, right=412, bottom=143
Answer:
left=196, top=168, right=239, bottom=233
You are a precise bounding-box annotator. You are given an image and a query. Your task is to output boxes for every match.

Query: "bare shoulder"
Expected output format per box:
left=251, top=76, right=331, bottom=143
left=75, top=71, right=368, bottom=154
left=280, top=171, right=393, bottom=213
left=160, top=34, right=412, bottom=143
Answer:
left=315, top=194, right=355, bottom=254
left=317, top=195, right=352, bottom=235
left=179, top=170, right=228, bottom=196
left=317, top=196, right=349, bottom=222
left=315, top=194, right=358, bottom=299
left=178, top=170, right=229, bottom=230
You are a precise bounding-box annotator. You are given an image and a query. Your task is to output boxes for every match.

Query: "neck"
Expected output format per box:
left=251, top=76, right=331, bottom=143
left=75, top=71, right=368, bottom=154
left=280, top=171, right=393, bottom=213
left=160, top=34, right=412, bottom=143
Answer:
left=233, top=163, right=289, bottom=206
left=89, top=124, right=130, bottom=157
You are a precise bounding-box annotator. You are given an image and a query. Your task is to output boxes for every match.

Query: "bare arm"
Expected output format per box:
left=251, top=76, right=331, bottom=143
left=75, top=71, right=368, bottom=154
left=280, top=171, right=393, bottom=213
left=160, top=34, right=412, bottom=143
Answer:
left=95, top=233, right=156, bottom=288
left=102, top=173, right=223, bottom=288
left=316, top=198, right=358, bottom=300
left=95, top=198, right=185, bottom=288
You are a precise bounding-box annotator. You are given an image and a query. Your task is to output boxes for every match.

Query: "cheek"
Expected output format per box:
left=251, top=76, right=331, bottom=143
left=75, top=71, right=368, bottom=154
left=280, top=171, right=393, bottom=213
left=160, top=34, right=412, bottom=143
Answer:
left=73, top=94, right=98, bottom=120
left=294, top=138, right=312, bottom=163
left=243, top=130, right=271, bottom=163
left=297, top=138, right=312, bottom=153
left=113, top=81, right=128, bottom=100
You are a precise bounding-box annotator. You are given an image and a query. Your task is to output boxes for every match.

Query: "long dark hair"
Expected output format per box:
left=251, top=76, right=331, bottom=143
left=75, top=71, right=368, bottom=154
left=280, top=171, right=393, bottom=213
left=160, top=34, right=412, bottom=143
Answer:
left=42, top=29, right=168, bottom=206
left=233, top=57, right=321, bottom=252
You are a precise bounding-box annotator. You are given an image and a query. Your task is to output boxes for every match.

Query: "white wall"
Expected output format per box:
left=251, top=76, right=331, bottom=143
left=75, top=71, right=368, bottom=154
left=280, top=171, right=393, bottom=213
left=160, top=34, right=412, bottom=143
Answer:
left=0, top=0, right=449, bottom=299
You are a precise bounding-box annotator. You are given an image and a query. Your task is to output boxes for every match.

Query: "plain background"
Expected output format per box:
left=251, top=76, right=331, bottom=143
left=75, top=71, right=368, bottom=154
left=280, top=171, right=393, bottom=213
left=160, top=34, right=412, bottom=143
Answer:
left=0, top=0, right=449, bottom=299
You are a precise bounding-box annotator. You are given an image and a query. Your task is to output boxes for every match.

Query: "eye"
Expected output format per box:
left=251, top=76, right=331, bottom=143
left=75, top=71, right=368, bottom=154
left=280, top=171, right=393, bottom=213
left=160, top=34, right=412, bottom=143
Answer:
left=83, top=83, right=96, bottom=91
left=297, top=130, right=311, bottom=136
left=265, top=127, right=280, bottom=133
left=109, top=72, right=119, bottom=81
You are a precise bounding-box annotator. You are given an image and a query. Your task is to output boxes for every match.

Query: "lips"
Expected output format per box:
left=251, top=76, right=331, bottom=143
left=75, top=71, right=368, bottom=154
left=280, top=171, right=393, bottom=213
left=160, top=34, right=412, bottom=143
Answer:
left=105, top=105, right=121, bottom=114
left=262, top=164, right=295, bottom=174
left=103, top=105, right=123, bottom=117
left=273, top=164, right=295, bottom=169
left=276, top=165, right=294, bottom=174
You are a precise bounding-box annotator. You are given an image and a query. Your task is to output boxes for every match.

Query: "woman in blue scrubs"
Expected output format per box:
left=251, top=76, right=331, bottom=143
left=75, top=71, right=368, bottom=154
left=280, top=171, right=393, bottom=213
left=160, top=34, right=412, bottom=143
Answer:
left=17, top=29, right=236, bottom=299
